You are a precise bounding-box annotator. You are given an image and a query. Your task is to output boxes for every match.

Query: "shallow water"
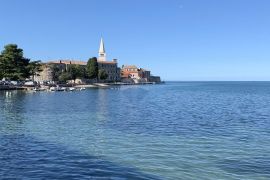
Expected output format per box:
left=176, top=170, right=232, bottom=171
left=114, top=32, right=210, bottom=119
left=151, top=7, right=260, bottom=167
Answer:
left=1, top=82, right=270, bottom=179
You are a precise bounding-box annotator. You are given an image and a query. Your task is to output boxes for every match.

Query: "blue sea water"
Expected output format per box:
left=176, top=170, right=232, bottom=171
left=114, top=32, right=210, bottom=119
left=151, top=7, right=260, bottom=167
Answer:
left=1, top=82, right=270, bottom=179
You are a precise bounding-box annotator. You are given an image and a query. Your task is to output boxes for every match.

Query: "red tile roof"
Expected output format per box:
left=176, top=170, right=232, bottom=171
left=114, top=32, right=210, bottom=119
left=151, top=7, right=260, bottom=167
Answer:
left=47, top=59, right=117, bottom=65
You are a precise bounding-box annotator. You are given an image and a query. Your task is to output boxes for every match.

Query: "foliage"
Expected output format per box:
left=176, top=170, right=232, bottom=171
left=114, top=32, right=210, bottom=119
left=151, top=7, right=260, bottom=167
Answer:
left=68, top=64, right=85, bottom=82
left=86, top=57, right=98, bottom=79
left=0, top=44, right=110, bottom=83
left=98, top=69, right=108, bottom=80
left=0, top=44, right=30, bottom=80
left=0, top=55, right=4, bottom=79
left=49, top=64, right=87, bottom=83
left=27, top=60, right=42, bottom=81
left=58, top=71, right=71, bottom=82
left=49, top=64, right=62, bottom=82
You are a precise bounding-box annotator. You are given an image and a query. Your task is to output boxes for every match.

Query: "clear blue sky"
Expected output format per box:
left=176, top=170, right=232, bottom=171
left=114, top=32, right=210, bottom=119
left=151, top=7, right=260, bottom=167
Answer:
left=1, top=0, right=270, bottom=81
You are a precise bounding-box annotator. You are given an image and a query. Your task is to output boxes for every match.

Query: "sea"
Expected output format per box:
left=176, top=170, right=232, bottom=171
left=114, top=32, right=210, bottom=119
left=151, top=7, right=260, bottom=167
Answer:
left=1, top=82, right=270, bottom=180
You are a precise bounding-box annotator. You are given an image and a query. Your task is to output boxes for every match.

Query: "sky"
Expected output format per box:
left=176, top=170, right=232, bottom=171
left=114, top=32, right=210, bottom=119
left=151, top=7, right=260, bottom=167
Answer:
left=0, top=0, right=270, bottom=81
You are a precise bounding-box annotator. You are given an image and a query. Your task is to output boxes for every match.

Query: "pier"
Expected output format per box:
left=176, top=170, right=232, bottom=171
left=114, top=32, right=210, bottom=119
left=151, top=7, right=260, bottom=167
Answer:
left=0, top=85, right=27, bottom=90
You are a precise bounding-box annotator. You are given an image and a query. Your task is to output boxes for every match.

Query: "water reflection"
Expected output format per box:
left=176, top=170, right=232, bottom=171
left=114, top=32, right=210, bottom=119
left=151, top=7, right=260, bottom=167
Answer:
left=1, top=82, right=270, bottom=179
left=0, top=91, right=27, bottom=135
left=96, top=88, right=109, bottom=122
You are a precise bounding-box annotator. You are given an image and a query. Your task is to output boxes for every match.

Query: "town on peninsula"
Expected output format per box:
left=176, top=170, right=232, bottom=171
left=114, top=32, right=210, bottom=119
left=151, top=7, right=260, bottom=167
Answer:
left=0, top=38, right=162, bottom=91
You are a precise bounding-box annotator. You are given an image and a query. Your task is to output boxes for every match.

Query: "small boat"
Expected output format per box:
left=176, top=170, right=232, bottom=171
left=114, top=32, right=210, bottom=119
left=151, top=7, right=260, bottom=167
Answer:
left=50, top=87, right=56, bottom=91
left=80, top=87, right=86, bottom=91
left=33, top=87, right=46, bottom=91
left=60, top=87, right=66, bottom=91
left=69, top=87, right=76, bottom=91
left=50, top=86, right=65, bottom=91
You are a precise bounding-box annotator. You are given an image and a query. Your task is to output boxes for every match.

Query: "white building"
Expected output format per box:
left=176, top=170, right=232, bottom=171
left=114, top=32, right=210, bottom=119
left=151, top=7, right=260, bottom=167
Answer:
left=97, top=38, right=120, bottom=82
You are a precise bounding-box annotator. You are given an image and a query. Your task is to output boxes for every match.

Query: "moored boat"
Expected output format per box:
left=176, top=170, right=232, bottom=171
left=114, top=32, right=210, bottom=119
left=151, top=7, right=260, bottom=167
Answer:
left=33, top=87, right=46, bottom=91
left=69, top=87, right=76, bottom=91
left=50, top=85, right=65, bottom=91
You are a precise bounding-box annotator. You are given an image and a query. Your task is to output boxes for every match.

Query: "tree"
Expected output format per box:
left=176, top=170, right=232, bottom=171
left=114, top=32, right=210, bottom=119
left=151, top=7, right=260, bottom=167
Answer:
left=86, top=57, right=98, bottom=79
left=58, top=72, right=71, bottom=83
left=0, top=54, right=6, bottom=80
left=49, top=64, right=62, bottom=82
left=68, top=64, right=85, bottom=83
left=27, top=60, right=42, bottom=81
left=98, top=69, right=108, bottom=80
left=0, top=44, right=30, bottom=80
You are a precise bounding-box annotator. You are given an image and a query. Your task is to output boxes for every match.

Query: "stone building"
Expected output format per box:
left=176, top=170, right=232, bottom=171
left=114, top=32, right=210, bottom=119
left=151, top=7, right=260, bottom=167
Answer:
left=34, top=64, right=53, bottom=83
left=121, top=65, right=153, bottom=83
left=35, top=38, right=120, bottom=83
left=97, top=38, right=120, bottom=82
left=140, top=68, right=151, bottom=80
left=149, top=76, right=161, bottom=83
left=121, top=65, right=141, bottom=80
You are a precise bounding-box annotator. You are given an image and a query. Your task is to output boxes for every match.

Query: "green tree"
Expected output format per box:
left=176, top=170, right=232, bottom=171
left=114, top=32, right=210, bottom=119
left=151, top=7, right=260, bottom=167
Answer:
left=98, top=69, right=108, bottom=80
left=0, top=44, right=30, bottom=80
left=58, top=72, right=71, bottom=83
left=86, top=57, right=98, bottom=79
left=49, top=64, right=62, bottom=82
left=68, top=64, right=85, bottom=83
left=0, top=54, right=7, bottom=80
left=27, top=60, right=42, bottom=81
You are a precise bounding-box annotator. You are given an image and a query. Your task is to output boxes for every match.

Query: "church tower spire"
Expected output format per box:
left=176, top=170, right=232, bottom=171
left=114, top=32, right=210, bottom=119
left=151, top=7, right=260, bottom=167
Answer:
left=98, top=38, right=106, bottom=61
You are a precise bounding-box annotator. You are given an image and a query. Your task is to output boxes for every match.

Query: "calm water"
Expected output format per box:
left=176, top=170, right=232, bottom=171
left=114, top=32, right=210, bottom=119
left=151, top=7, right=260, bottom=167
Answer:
left=1, top=82, right=270, bottom=180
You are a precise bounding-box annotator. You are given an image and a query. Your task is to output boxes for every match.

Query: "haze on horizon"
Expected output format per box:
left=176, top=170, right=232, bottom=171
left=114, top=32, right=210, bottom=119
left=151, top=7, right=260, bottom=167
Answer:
left=0, top=0, right=269, bottom=81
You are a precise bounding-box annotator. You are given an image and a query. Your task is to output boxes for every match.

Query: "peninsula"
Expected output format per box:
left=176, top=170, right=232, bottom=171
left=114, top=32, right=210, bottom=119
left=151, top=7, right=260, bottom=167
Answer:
left=0, top=38, right=161, bottom=90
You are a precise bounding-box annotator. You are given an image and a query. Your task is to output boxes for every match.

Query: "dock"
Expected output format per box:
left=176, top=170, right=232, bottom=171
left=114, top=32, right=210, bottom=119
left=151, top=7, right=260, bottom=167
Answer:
left=0, top=85, right=27, bottom=90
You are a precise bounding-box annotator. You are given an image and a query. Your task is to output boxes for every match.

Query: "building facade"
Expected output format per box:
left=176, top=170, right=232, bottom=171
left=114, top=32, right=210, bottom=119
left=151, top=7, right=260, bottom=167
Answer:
left=35, top=38, right=120, bottom=83
left=121, top=65, right=152, bottom=83
left=35, top=38, right=160, bottom=84
left=121, top=65, right=160, bottom=83
left=34, top=64, right=53, bottom=83
left=97, top=38, right=120, bottom=82
left=121, top=65, right=141, bottom=79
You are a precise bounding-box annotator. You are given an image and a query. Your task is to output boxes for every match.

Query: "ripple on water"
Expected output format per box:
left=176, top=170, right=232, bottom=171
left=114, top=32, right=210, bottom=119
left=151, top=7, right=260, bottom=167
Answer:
left=1, top=82, right=270, bottom=179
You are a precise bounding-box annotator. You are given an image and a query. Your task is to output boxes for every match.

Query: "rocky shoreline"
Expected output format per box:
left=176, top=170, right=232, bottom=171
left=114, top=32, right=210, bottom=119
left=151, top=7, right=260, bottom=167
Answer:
left=0, top=81, right=164, bottom=91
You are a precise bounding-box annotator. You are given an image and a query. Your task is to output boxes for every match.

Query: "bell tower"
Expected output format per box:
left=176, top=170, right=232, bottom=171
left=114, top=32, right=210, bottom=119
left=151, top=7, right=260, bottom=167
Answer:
left=98, top=38, right=106, bottom=61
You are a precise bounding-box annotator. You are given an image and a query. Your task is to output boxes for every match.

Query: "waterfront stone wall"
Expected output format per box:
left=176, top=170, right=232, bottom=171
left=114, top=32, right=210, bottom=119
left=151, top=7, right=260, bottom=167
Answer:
left=149, top=76, right=161, bottom=83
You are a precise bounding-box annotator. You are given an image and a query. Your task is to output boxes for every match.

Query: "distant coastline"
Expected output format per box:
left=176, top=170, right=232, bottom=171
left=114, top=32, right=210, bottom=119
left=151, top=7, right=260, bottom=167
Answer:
left=0, top=39, right=162, bottom=91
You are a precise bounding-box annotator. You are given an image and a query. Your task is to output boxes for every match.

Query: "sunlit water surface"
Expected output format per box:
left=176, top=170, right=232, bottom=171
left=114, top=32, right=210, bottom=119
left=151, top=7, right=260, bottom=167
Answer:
left=1, top=82, right=270, bottom=179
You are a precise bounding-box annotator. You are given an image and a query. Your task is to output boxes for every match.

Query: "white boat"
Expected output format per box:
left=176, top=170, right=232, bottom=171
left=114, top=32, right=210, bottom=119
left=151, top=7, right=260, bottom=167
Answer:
left=33, top=87, right=46, bottom=91
left=24, top=81, right=35, bottom=86
left=80, top=87, right=86, bottom=91
left=50, top=87, right=56, bottom=91
left=69, top=87, right=76, bottom=91
left=50, top=86, right=65, bottom=91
